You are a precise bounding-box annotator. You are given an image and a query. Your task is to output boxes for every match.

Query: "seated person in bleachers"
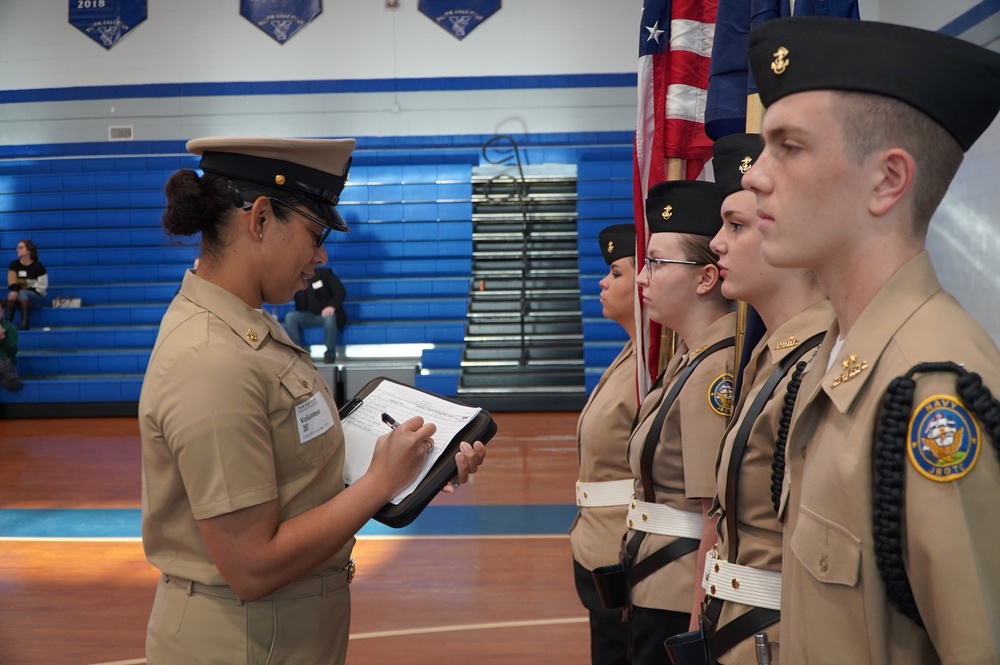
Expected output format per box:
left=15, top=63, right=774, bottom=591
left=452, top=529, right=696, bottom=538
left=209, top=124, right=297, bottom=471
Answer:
left=5, top=239, right=48, bottom=331
left=282, top=267, right=347, bottom=363
left=0, top=317, right=22, bottom=391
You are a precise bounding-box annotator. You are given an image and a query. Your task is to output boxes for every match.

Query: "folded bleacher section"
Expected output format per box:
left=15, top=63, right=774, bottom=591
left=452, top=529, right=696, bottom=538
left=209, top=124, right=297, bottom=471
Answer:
left=0, top=138, right=632, bottom=417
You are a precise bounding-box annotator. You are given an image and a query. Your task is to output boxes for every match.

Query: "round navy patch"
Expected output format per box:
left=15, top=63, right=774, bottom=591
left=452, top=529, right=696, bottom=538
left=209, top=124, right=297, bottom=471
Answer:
left=907, top=394, right=981, bottom=482
left=708, top=373, right=735, bottom=417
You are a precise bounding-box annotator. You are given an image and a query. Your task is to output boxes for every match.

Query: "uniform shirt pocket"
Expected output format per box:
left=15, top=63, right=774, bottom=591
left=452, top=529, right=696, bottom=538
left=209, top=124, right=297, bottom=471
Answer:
left=278, top=358, right=334, bottom=465
left=790, top=505, right=862, bottom=587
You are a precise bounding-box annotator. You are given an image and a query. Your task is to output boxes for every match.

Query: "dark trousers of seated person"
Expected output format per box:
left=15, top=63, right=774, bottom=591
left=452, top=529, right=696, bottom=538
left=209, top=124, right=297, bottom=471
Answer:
left=573, top=560, right=628, bottom=665
left=629, top=605, right=690, bottom=665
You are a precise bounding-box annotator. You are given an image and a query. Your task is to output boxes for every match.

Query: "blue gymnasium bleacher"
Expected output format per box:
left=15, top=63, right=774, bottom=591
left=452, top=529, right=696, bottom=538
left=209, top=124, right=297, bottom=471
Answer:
left=0, top=143, right=633, bottom=415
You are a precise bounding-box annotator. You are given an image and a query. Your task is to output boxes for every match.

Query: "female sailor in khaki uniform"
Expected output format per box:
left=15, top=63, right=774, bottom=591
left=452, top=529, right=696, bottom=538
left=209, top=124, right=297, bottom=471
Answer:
left=701, top=133, right=832, bottom=664
left=139, top=137, right=486, bottom=664
left=624, top=181, right=735, bottom=665
left=571, top=223, right=639, bottom=665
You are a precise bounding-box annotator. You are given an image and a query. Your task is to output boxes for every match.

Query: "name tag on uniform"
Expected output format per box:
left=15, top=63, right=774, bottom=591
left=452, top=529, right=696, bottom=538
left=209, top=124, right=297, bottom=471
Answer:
left=17, top=270, right=26, bottom=278
left=312, top=280, right=324, bottom=289
left=295, top=392, right=335, bottom=444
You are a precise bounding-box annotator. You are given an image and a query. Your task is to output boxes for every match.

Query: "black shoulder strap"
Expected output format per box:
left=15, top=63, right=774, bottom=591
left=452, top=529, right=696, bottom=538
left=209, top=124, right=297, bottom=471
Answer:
left=640, top=337, right=735, bottom=504
left=725, top=332, right=824, bottom=562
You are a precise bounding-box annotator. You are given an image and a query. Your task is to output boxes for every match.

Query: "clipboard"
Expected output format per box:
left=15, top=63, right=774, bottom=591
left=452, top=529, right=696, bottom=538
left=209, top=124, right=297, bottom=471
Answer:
left=338, top=376, right=497, bottom=528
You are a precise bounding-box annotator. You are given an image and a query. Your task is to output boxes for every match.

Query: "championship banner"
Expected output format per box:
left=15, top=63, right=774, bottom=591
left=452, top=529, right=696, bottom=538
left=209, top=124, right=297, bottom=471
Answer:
left=240, top=0, right=322, bottom=44
left=418, top=0, right=500, bottom=41
left=68, top=0, right=147, bottom=51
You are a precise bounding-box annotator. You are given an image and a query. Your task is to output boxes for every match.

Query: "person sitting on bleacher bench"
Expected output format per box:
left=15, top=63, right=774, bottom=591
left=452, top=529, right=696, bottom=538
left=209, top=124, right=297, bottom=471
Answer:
left=282, top=267, right=347, bottom=363
left=5, top=239, right=48, bottom=331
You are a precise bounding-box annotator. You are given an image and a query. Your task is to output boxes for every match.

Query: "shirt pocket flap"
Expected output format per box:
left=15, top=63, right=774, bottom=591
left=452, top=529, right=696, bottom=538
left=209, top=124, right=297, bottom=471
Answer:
left=278, top=358, right=315, bottom=401
left=790, top=505, right=862, bottom=587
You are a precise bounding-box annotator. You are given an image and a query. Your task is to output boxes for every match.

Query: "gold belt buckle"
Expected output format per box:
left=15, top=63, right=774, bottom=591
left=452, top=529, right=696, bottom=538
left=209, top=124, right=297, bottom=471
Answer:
left=344, top=558, right=355, bottom=585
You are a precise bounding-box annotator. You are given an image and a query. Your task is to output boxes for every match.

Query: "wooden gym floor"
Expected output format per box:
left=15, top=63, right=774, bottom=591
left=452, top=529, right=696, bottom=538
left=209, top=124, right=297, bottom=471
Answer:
left=0, top=412, right=590, bottom=665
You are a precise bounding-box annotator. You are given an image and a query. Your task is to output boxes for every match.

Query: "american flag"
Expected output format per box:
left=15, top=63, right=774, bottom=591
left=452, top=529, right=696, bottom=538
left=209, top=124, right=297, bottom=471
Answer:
left=633, top=0, right=718, bottom=391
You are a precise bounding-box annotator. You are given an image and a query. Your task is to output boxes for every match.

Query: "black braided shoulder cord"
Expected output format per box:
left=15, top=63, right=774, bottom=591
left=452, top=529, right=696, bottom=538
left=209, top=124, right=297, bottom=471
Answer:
left=874, top=361, right=1000, bottom=630
left=873, top=374, right=923, bottom=628
left=770, top=360, right=808, bottom=514
left=956, top=371, right=1000, bottom=461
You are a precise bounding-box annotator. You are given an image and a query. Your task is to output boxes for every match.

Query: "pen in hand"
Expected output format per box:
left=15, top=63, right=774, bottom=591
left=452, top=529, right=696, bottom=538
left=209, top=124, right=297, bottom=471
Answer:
left=381, top=412, right=400, bottom=430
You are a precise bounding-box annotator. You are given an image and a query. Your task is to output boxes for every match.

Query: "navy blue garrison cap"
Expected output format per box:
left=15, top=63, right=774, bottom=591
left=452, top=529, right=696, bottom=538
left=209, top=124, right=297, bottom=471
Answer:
left=712, top=133, right=763, bottom=200
left=598, top=223, right=636, bottom=265
left=645, top=181, right=722, bottom=236
left=749, top=17, right=1000, bottom=152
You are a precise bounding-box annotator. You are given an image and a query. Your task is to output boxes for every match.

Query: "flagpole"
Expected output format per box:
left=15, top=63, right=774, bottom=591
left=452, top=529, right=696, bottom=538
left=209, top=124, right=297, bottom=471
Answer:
left=657, top=156, right=686, bottom=373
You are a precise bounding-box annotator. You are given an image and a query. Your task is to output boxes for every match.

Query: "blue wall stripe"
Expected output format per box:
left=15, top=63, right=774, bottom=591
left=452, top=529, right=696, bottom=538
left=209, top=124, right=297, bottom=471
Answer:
left=0, top=132, right=634, bottom=161
left=0, top=505, right=577, bottom=538
left=0, top=73, right=637, bottom=105
left=939, top=0, right=1000, bottom=36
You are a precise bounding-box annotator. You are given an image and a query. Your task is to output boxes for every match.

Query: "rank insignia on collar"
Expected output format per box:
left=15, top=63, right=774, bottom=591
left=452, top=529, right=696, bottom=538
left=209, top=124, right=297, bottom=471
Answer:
left=690, top=344, right=709, bottom=356
left=908, top=394, right=981, bottom=481
left=832, top=354, right=868, bottom=387
left=708, top=373, right=735, bottom=417
left=246, top=328, right=259, bottom=343
left=773, top=336, right=799, bottom=350
left=771, top=46, right=789, bottom=75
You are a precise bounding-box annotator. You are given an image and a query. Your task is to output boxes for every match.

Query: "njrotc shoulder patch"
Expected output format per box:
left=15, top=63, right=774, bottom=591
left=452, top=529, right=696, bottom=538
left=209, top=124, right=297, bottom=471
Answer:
left=907, top=394, right=981, bottom=481
left=708, top=373, right=735, bottom=417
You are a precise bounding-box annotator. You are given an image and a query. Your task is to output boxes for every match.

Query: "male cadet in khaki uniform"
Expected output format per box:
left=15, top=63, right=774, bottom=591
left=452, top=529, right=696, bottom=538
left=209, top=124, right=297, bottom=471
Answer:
left=742, top=17, right=1000, bottom=663
left=571, top=223, right=639, bottom=665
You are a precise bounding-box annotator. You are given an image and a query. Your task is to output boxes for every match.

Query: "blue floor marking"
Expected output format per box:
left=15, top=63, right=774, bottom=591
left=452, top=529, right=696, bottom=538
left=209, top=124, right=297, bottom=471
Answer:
left=0, top=505, right=577, bottom=539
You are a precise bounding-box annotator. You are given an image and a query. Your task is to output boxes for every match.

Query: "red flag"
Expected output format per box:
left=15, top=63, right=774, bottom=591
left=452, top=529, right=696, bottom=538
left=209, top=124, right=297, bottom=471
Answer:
left=634, top=0, right=718, bottom=391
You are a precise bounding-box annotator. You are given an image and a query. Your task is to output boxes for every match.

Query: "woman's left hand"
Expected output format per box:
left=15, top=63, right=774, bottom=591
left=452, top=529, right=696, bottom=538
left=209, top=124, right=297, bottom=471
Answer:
left=440, top=440, right=487, bottom=493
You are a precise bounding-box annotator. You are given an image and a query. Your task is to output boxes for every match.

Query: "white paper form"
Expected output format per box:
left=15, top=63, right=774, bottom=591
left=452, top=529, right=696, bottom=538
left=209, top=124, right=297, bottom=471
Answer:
left=340, top=381, right=481, bottom=504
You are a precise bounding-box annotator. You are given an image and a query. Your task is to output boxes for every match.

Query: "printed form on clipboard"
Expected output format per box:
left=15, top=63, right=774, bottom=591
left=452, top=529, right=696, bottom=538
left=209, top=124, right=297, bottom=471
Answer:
left=340, top=380, right=482, bottom=505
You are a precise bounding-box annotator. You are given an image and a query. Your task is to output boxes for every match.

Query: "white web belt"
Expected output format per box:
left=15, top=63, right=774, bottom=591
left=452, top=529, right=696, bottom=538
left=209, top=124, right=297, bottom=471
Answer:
left=575, top=479, right=634, bottom=507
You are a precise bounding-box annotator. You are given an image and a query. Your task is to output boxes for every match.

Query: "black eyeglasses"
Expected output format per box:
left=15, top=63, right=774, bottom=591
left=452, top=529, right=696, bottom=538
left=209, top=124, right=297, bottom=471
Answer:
left=643, top=256, right=707, bottom=273
left=230, top=182, right=332, bottom=248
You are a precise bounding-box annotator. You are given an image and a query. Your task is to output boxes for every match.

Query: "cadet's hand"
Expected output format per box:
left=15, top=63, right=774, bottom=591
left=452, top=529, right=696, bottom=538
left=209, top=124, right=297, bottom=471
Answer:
left=366, top=416, right=437, bottom=500
left=440, top=440, right=487, bottom=493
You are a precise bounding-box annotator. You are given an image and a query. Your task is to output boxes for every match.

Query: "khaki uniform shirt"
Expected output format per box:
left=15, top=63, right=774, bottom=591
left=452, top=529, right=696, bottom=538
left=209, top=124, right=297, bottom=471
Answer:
left=710, top=301, right=833, bottom=665
left=140, top=271, right=352, bottom=585
left=627, top=312, right=736, bottom=611
left=779, top=253, right=1000, bottom=663
left=570, top=339, right=638, bottom=570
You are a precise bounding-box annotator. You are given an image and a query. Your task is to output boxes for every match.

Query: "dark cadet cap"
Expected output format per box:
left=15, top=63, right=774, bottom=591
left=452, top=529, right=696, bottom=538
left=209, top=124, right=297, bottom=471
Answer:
left=749, top=17, right=1000, bottom=152
left=186, top=137, right=355, bottom=232
left=712, top=133, right=763, bottom=200
left=645, top=180, right=722, bottom=236
left=598, top=223, right=636, bottom=265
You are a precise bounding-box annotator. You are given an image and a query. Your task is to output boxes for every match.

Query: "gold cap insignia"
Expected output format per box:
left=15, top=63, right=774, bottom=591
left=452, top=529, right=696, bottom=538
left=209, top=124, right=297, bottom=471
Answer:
left=739, top=156, right=753, bottom=174
left=246, top=328, right=259, bottom=343
left=662, top=204, right=673, bottom=220
left=771, top=46, right=789, bottom=75
left=607, top=240, right=615, bottom=254
left=274, top=174, right=286, bottom=186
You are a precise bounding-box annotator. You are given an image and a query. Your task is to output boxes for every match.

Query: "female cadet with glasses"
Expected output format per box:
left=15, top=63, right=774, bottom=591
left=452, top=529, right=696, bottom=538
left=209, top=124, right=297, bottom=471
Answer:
left=139, top=137, right=486, bottom=664
left=685, top=133, right=833, bottom=665
left=620, top=180, right=735, bottom=665
left=571, top=223, right=639, bottom=665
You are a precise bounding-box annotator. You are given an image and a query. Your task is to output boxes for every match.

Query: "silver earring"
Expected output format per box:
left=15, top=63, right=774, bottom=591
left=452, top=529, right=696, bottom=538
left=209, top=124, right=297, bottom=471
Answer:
left=258, top=233, right=263, bottom=239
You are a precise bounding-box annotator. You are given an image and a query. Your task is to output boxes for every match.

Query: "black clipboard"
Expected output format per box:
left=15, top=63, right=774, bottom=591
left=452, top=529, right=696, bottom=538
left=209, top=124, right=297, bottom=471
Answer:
left=338, top=377, right=497, bottom=528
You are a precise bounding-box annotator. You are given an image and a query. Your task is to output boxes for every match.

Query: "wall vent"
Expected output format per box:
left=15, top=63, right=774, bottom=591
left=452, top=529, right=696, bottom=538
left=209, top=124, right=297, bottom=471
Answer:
left=108, top=125, right=134, bottom=141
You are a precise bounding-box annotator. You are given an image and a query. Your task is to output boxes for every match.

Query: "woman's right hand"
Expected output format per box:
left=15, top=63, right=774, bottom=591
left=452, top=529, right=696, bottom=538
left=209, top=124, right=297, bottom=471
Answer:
left=366, top=417, right=437, bottom=500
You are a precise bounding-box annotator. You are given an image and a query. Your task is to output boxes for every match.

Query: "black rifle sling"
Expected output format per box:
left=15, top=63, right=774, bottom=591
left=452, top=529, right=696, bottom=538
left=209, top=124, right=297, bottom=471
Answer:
left=724, top=332, right=824, bottom=562
left=625, top=337, right=735, bottom=577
